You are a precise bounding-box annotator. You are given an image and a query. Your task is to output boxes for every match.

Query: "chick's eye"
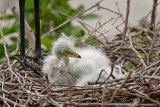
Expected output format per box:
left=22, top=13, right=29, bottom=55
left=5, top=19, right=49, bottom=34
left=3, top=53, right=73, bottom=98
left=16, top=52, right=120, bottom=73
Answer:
left=66, top=50, right=70, bottom=53
left=67, top=51, right=72, bottom=55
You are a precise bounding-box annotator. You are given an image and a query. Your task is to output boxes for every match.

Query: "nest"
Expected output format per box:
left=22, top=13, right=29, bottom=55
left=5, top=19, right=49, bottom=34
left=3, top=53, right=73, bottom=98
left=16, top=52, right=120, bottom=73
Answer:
left=1, top=26, right=160, bottom=106
left=0, top=38, right=160, bottom=107
left=0, top=0, right=160, bottom=106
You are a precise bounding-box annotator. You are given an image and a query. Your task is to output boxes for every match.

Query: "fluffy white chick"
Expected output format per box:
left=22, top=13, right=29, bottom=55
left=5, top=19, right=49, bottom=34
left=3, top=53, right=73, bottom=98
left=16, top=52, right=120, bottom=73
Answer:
left=69, top=47, right=123, bottom=86
left=42, top=33, right=124, bottom=86
left=41, top=33, right=81, bottom=85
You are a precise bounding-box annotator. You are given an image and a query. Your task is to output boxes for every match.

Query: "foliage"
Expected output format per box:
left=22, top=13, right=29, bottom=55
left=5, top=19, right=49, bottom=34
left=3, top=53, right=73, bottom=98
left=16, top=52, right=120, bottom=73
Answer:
left=0, top=0, right=98, bottom=61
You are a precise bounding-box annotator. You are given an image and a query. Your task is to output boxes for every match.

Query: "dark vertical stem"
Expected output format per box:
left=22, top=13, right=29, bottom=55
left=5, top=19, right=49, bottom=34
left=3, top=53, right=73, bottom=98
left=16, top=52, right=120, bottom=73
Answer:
left=123, top=0, right=130, bottom=35
left=19, top=0, right=26, bottom=60
left=150, top=0, right=158, bottom=31
left=34, top=0, right=41, bottom=58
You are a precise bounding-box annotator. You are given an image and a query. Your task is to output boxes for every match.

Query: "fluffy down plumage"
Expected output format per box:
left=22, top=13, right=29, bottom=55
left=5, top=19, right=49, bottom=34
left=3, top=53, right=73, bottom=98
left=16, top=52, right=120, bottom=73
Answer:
left=69, top=47, right=122, bottom=86
left=42, top=33, right=124, bottom=86
left=42, top=34, right=76, bottom=85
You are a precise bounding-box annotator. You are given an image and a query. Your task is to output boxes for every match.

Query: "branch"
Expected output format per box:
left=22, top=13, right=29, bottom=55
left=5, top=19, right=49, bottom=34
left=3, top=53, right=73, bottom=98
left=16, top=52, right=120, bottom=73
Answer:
left=41, top=0, right=103, bottom=39
left=150, top=0, right=158, bottom=31
left=11, top=6, right=36, bottom=50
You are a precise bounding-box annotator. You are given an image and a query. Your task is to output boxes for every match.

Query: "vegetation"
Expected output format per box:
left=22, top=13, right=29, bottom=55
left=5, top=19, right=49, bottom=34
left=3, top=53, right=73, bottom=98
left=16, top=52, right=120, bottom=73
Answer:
left=1, top=0, right=160, bottom=106
left=0, top=0, right=98, bottom=61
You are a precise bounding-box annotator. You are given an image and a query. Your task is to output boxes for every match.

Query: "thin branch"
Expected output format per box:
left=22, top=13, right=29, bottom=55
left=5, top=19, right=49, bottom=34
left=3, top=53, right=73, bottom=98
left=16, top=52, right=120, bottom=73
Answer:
left=41, top=0, right=103, bottom=39
left=123, top=91, right=160, bottom=106
left=0, top=23, right=22, bottom=85
left=109, top=69, right=133, bottom=103
left=123, top=0, right=130, bottom=35
left=150, top=0, right=158, bottom=31
left=11, top=6, right=35, bottom=50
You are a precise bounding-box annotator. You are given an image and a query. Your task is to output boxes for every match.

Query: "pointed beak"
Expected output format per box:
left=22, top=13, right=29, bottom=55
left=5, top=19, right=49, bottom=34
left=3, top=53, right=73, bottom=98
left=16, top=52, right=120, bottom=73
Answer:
left=66, top=50, right=81, bottom=58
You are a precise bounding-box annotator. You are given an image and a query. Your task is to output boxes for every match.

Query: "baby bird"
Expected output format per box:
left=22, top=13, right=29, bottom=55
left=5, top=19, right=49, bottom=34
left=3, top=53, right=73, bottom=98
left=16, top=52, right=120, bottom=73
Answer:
left=42, top=33, right=123, bottom=86
left=42, top=33, right=81, bottom=85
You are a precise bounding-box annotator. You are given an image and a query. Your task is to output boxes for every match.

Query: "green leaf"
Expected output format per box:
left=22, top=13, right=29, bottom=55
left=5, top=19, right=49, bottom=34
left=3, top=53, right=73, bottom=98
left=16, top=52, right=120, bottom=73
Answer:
left=80, top=14, right=98, bottom=20
left=71, top=27, right=85, bottom=37
left=1, top=21, right=19, bottom=35
left=0, top=0, right=98, bottom=59
left=0, top=14, right=15, bottom=20
left=140, top=53, right=146, bottom=59
left=41, top=37, right=52, bottom=51
left=0, top=44, right=5, bottom=58
left=75, top=5, right=85, bottom=14
left=126, top=61, right=136, bottom=70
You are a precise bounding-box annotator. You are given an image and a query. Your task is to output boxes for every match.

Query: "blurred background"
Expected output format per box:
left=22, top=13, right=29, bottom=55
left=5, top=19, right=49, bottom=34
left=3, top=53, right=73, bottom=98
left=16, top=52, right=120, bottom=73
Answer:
left=0, top=0, right=160, bottom=63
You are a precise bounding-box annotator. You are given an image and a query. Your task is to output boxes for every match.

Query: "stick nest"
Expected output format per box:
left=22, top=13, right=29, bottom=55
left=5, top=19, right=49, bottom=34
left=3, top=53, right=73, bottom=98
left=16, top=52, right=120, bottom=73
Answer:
left=1, top=28, right=160, bottom=106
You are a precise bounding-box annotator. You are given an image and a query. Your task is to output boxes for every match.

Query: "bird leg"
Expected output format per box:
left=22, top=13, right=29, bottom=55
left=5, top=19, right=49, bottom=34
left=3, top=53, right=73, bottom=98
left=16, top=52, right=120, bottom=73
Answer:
left=25, top=0, right=41, bottom=62
left=34, top=0, right=41, bottom=59
left=10, top=0, right=42, bottom=77
left=11, top=0, right=28, bottom=70
left=19, top=0, right=26, bottom=60
left=10, top=0, right=27, bottom=71
left=10, top=54, right=43, bottom=78
left=25, top=0, right=43, bottom=67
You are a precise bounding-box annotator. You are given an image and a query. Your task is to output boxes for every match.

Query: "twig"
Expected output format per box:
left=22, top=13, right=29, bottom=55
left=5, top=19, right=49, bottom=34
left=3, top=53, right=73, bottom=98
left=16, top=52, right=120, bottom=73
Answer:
left=55, top=9, right=108, bottom=45
left=11, top=6, right=35, bottom=50
left=97, top=6, right=120, bottom=15
left=115, top=0, right=147, bottom=69
left=0, top=23, right=22, bottom=85
left=152, top=65, right=160, bottom=76
left=123, top=0, right=130, bottom=35
left=41, top=0, right=103, bottom=39
left=15, top=34, right=20, bottom=54
left=114, top=1, right=127, bottom=52
left=78, top=103, right=157, bottom=106
left=123, top=91, right=160, bottom=106
left=48, top=97, right=62, bottom=107
left=0, top=96, right=25, bottom=107
left=128, top=28, right=147, bottom=69
left=150, top=0, right=158, bottom=31
left=109, top=69, right=133, bottom=102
